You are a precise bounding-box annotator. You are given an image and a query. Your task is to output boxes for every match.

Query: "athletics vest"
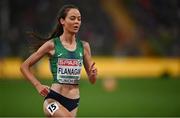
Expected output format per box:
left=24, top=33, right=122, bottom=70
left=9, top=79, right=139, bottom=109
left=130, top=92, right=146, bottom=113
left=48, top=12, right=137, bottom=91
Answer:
left=49, top=37, right=84, bottom=84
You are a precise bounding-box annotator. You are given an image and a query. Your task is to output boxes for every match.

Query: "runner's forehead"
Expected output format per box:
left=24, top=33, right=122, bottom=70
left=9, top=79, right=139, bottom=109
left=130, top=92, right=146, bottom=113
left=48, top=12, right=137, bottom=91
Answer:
left=67, top=9, right=81, bottom=17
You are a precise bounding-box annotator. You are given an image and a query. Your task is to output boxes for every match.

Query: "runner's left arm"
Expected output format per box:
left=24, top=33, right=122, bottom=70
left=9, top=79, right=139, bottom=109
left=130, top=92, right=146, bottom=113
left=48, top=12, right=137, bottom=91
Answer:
left=83, top=41, right=97, bottom=84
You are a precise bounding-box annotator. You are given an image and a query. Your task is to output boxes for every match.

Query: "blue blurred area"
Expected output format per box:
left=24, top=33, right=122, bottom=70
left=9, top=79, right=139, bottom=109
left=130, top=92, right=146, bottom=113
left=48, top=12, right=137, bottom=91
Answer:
left=0, top=0, right=179, bottom=58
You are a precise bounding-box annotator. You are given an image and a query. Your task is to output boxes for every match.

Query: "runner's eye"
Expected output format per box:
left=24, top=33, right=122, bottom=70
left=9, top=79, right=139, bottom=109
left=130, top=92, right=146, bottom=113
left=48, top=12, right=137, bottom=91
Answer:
left=70, top=16, right=76, bottom=20
left=78, top=17, right=81, bottom=21
left=69, top=16, right=81, bottom=21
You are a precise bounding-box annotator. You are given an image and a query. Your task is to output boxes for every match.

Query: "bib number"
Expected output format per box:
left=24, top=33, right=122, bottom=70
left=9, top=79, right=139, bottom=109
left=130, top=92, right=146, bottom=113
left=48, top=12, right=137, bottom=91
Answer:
left=46, top=102, right=59, bottom=115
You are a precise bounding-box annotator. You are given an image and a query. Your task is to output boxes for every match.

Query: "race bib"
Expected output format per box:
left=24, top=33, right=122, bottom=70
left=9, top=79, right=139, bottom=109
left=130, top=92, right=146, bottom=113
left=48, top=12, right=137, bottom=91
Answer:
left=46, top=102, right=59, bottom=116
left=57, top=58, right=83, bottom=84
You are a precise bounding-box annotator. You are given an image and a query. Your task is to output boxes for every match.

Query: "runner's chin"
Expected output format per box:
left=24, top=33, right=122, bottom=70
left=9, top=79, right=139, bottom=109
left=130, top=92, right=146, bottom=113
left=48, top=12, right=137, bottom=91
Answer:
left=71, top=28, right=79, bottom=33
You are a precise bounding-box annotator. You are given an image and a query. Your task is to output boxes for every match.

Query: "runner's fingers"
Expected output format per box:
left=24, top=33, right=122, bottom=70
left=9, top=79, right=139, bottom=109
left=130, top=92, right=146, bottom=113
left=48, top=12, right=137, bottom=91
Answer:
left=89, top=62, right=95, bottom=71
left=44, top=88, right=49, bottom=93
left=40, top=92, right=47, bottom=97
left=91, top=68, right=97, bottom=73
left=40, top=91, right=46, bottom=96
left=90, top=68, right=97, bottom=77
left=40, top=88, right=49, bottom=96
left=45, top=86, right=50, bottom=92
left=92, top=72, right=97, bottom=76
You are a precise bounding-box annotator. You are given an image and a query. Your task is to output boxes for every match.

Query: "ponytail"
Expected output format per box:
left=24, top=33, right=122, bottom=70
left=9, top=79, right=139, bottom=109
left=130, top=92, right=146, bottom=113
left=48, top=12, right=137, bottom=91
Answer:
left=27, top=4, right=79, bottom=52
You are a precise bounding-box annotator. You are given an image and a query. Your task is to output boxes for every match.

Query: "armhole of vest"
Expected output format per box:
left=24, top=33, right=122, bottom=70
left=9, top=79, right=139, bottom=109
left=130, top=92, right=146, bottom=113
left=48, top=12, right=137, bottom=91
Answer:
left=52, top=37, right=58, bottom=57
left=79, top=40, right=84, bottom=55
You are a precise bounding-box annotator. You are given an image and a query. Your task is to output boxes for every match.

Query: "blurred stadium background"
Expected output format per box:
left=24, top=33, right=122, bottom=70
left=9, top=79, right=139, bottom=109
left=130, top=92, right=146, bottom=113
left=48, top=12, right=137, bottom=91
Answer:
left=0, top=0, right=180, bottom=117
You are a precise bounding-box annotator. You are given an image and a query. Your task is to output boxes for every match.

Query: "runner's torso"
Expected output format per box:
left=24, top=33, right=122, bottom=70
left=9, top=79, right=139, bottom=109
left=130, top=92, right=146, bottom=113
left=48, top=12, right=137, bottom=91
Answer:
left=49, top=37, right=84, bottom=98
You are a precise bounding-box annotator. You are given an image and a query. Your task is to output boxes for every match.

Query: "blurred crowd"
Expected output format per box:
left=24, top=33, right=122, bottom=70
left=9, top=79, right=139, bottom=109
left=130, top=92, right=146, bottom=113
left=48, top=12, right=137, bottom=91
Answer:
left=0, top=0, right=179, bottom=58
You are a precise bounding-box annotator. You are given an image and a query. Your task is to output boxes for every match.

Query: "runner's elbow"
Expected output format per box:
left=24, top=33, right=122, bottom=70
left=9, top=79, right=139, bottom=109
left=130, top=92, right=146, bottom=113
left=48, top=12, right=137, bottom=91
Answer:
left=20, top=63, right=28, bottom=73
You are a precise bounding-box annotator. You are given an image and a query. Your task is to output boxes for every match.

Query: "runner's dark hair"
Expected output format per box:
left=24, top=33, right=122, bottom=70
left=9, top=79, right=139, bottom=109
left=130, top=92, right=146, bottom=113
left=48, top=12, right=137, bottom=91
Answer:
left=27, top=4, right=79, bottom=52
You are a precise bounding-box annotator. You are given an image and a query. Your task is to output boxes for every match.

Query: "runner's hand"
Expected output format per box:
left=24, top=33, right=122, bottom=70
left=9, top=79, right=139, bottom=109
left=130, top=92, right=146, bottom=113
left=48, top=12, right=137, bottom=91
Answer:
left=35, top=84, right=50, bottom=97
left=88, top=62, right=97, bottom=84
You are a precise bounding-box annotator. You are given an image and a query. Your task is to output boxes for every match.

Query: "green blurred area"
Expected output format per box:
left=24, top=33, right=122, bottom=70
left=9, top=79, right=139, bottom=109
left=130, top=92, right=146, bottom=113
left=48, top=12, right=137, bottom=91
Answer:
left=0, top=77, right=180, bottom=117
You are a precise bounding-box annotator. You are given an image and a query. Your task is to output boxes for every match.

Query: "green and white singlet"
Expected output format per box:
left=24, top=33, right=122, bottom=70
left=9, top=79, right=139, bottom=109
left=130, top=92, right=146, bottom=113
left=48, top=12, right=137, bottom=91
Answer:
left=49, top=37, right=84, bottom=84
